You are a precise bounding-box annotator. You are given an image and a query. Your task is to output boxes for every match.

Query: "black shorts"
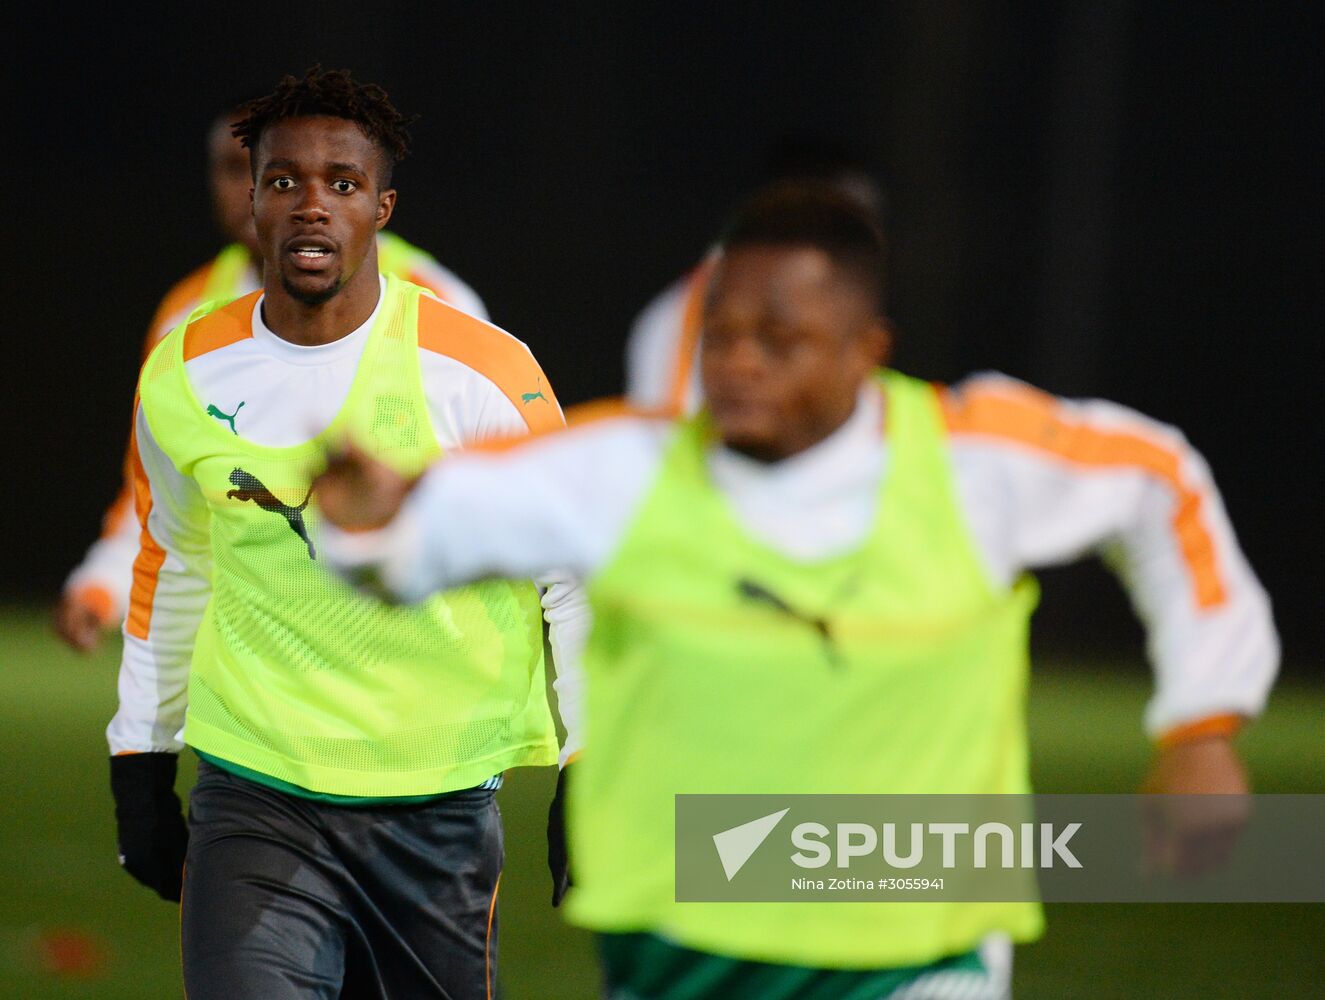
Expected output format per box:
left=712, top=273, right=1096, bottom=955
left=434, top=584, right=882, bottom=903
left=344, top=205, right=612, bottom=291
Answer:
left=181, top=759, right=503, bottom=1000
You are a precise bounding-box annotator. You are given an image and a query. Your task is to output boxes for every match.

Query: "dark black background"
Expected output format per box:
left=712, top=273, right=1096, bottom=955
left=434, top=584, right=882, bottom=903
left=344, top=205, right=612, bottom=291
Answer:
left=4, top=4, right=1319, bottom=671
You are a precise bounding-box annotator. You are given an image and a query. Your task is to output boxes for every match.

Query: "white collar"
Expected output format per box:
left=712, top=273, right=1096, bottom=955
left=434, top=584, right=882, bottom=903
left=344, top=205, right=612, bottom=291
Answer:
left=250, top=276, right=386, bottom=367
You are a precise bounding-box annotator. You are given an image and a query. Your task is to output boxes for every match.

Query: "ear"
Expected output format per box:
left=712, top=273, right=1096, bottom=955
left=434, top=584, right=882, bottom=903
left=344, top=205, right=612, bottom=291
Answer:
left=375, top=188, right=397, bottom=231
left=855, top=317, right=892, bottom=371
left=873, top=317, right=893, bottom=368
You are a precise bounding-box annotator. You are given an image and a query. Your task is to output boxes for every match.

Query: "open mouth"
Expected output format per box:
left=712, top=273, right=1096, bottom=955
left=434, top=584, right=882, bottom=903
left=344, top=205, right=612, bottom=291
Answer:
left=285, top=236, right=337, bottom=269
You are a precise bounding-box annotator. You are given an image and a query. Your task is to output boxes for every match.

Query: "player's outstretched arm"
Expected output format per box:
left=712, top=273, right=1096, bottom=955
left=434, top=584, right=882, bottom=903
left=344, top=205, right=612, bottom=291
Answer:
left=943, top=373, right=1279, bottom=732
left=57, top=271, right=220, bottom=652
left=317, top=415, right=668, bottom=600
left=55, top=474, right=138, bottom=651
left=944, top=373, right=1277, bottom=871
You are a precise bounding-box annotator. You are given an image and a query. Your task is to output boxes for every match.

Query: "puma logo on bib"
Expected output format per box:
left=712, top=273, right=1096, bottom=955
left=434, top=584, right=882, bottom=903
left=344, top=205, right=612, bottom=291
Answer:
left=226, top=468, right=316, bottom=559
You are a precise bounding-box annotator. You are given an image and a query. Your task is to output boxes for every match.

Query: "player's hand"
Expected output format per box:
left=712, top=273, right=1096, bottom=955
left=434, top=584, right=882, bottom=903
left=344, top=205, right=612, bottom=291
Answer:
left=109, top=753, right=189, bottom=902
left=313, top=442, right=417, bottom=532
left=53, top=590, right=110, bottom=653
left=547, top=765, right=572, bottom=907
left=1140, top=734, right=1250, bottom=877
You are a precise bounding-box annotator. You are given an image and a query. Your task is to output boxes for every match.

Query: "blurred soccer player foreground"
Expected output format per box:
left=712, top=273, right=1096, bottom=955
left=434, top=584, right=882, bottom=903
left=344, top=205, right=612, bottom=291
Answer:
left=316, top=184, right=1278, bottom=1000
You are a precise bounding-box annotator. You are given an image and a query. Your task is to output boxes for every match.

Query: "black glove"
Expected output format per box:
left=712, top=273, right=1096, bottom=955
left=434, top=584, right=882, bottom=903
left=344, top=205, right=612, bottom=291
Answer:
left=109, top=753, right=189, bottom=902
left=547, top=765, right=572, bottom=907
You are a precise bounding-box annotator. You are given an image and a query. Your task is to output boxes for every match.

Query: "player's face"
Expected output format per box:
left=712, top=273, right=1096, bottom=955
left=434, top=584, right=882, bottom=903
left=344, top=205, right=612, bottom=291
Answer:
left=251, top=116, right=396, bottom=307
left=701, top=245, right=886, bottom=462
left=208, top=117, right=259, bottom=257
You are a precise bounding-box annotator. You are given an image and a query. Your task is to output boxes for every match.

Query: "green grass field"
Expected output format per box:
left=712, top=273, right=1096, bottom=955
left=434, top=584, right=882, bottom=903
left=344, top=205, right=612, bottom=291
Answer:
left=2, top=606, right=1321, bottom=998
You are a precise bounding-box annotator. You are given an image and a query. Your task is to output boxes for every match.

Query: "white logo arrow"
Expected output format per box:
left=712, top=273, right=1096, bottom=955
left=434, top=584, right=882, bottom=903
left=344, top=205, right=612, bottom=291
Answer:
left=712, top=808, right=790, bottom=881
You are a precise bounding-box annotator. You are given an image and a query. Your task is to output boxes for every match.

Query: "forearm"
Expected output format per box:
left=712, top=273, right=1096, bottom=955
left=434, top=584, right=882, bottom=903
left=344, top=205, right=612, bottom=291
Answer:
left=540, top=572, right=590, bottom=766
left=321, top=418, right=665, bottom=601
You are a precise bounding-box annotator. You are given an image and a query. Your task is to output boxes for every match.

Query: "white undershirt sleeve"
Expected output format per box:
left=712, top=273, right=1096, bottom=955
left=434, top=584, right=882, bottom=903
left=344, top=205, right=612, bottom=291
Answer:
left=321, top=419, right=666, bottom=601
left=106, top=406, right=213, bottom=755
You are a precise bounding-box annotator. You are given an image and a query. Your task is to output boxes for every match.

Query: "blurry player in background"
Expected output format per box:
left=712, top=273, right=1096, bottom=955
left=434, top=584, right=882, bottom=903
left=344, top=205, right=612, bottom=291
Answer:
left=316, top=185, right=1277, bottom=999
left=106, top=68, right=584, bottom=999
left=55, top=100, right=488, bottom=651
left=624, top=138, right=883, bottom=415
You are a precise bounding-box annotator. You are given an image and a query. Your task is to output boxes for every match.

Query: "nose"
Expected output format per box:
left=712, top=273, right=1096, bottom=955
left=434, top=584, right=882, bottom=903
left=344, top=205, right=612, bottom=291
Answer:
left=719, top=331, right=767, bottom=377
left=291, top=186, right=331, bottom=225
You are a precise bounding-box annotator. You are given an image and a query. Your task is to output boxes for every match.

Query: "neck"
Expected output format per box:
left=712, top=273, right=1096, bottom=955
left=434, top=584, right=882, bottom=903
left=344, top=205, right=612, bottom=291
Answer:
left=725, top=398, right=865, bottom=465
left=261, top=259, right=381, bottom=347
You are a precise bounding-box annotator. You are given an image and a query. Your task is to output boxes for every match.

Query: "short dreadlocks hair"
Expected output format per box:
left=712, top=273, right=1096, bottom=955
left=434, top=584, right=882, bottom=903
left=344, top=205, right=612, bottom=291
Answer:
left=719, top=182, right=887, bottom=316
left=232, top=66, right=414, bottom=188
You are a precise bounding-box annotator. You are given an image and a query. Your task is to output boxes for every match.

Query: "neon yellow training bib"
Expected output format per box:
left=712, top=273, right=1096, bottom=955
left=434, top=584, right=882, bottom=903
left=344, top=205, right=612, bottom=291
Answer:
left=138, top=275, right=556, bottom=797
left=567, top=369, right=1042, bottom=968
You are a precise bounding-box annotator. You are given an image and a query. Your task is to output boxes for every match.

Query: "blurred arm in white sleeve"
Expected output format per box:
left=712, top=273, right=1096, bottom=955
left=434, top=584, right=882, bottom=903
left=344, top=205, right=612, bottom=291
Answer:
left=943, top=372, right=1279, bottom=743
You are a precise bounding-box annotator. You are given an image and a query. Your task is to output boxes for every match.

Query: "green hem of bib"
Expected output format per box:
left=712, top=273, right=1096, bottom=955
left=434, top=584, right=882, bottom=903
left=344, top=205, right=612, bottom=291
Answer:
left=193, top=750, right=490, bottom=807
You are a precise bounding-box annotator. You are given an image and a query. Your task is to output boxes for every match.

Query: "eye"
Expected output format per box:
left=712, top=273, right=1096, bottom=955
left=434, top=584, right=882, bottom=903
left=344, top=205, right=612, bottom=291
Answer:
left=271, top=176, right=295, bottom=191
left=701, top=324, right=733, bottom=348
left=332, top=179, right=357, bottom=194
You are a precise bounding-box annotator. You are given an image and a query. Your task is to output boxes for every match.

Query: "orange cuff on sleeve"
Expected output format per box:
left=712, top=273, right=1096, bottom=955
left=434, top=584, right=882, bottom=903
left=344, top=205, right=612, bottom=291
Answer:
left=72, top=584, right=117, bottom=627
left=1156, top=713, right=1244, bottom=750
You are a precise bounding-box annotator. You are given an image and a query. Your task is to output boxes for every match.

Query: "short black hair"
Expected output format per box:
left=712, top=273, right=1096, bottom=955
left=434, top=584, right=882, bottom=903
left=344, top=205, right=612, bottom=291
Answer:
left=232, top=66, right=414, bottom=187
left=760, top=136, right=884, bottom=217
left=719, top=182, right=887, bottom=314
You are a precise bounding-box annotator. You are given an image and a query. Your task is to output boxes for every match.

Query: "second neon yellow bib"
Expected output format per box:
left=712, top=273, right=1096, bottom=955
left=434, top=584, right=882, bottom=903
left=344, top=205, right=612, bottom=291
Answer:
left=138, top=275, right=556, bottom=797
left=568, top=370, right=1042, bottom=968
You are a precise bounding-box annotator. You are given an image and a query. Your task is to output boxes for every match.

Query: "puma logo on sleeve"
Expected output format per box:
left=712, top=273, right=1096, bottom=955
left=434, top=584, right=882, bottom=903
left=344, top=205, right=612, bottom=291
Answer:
left=226, top=468, right=316, bottom=559
left=206, top=401, right=245, bottom=434
left=521, top=377, right=549, bottom=405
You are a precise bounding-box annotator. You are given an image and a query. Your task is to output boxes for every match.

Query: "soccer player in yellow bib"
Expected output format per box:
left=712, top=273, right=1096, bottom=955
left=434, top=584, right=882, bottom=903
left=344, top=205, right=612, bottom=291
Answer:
left=55, top=95, right=488, bottom=652
left=315, top=186, right=1278, bottom=999
left=105, top=69, right=585, bottom=999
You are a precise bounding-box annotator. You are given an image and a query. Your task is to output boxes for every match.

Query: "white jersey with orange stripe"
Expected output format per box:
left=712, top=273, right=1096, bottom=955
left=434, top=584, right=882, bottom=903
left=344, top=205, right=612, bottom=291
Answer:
left=107, top=279, right=586, bottom=766
left=624, top=256, right=715, bottom=416
left=323, top=372, right=1279, bottom=741
left=63, top=238, right=488, bottom=626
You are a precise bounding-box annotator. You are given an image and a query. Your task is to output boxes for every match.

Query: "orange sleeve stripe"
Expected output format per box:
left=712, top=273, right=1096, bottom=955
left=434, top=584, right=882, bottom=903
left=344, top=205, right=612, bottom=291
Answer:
left=666, top=259, right=716, bottom=415
left=145, top=262, right=215, bottom=355
left=98, top=481, right=135, bottom=541
left=466, top=397, right=662, bottom=456
left=1156, top=713, right=1244, bottom=749
left=182, top=292, right=260, bottom=362
left=125, top=404, right=167, bottom=641
left=416, top=296, right=564, bottom=435
left=564, top=396, right=635, bottom=427
left=939, top=382, right=1227, bottom=609
left=406, top=267, right=457, bottom=304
